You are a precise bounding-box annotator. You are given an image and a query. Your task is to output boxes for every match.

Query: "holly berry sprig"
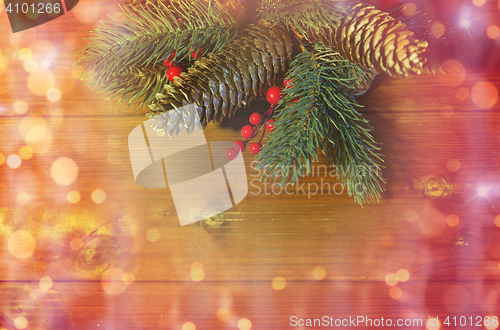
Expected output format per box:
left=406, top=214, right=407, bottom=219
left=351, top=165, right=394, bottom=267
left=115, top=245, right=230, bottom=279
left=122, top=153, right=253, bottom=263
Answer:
left=225, top=82, right=290, bottom=160
left=162, top=48, right=205, bottom=82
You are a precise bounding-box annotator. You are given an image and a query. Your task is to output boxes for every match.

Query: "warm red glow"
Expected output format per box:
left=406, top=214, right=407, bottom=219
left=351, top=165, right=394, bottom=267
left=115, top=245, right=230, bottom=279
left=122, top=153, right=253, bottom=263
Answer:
left=431, top=21, right=445, bottom=37
left=471, top=81, right=498, bottom=109
left=487, top=25, right=500, bottom=39
left=446, top=214, right=460, bottom=227
left=446, top=158, right=461, bottom=172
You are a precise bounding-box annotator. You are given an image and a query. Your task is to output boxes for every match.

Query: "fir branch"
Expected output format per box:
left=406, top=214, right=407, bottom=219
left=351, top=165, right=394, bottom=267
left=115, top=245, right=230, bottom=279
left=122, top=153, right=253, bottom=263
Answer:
left=76, top=0, right=240, bottom=106
left=255, top=43, right=384, bottom=205
left=258, top=0, right=346, bottom=43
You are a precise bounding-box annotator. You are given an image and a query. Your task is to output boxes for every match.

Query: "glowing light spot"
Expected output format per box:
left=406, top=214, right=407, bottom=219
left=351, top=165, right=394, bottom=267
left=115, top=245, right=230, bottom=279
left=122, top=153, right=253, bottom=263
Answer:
left=439, top=60, right=466, bottom=87
left=403, top=209, right=419, bottom=223
left=456, top=87, right=469, bottom=101
left=385, top=273, right=398, bottom=286
left=472, top=0, right=486, bottom=6
left=73, top=0, right=100, bottom=24
left=23, top=59, right=38, bottom=73
left=28, top=69, right=56, bottom=96
left=91, top=189, right=106, bottom=204
left=431, top=21, right=445, bottom=37
left=146, top=229, right=160, bottom=242
left=446, top=214, right=460, bottom=227
left=8, top=230, right=35, bottom=259
left=237, top=318, right=252, bottom=330
left=426, top=317, right=441, bottom=330
left=19, top=146, right=33, bottom=160
left=478, top=186, right=489, bottom=197
left=402, top=2, right=417, bottom=16
left=217, top=308, right=230, bottom=322
left=30, top=40, right=56, bottom=67
left=446, top=158, right=461, bottom=172
left=495, top=215, right=500, bottom=228
left=487, top=25, right=500, bottom=39
left=70, top=237, right=84, bottom=251
left=7, top=155, right=22, bottom=169
left=0, top=153, right=5, bottom=165
left=46, top=88, right=61, bottom=102
left=17, top=48, right=32, bottom=61
left=182, top=322, right=196, bottom=330
left=101, top=268, right=127, bottom=295
left=16, top=192, right=31, bottom=205
left=19, top=116, right=47, bottom=143
left=471, top=81, right=498, bottom=110
left=14, top=316, right=28, bottom=329
left=39, top=276, right=53, bottom=291
left=67, top=190, right=81, bottom=204
left=272, top=276, right=286, bottom=290
left=51, top=157, right=78, bottom=185
left=122, top=272, right=136, bottom=286
left=312, top=266, right=327, bottom=280
left=389, top=286, right=403, bottom=300
left=485, top=316, right=499, bottom=330
left=460, top=18, right=470, bottom=28
left=396, top=269, right=410, bottom=282
left=190, top=262, right=205, bottom=282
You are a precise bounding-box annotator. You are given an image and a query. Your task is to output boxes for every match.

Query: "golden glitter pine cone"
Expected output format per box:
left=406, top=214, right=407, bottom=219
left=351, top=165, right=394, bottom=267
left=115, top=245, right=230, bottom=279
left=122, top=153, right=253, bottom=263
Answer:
left=148, top=22, right=296, bottom=137
left=333, top=3, right=429, bottom=78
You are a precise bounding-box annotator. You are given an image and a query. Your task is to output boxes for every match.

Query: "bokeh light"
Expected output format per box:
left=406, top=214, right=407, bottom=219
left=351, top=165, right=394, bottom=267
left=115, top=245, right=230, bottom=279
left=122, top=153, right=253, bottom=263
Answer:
left=67, top=190, right=81, bottom=203
left=446, top=158, right=461, bottom=172
left=101, top=268, right=127, bottom=295
left=39, top=276, right=53, bottom=291
left=19, top=116, right=47, bottom=143
left=396, top=269, right=410, bottom=282
left=30, top=40, right=56, bottom=68
left=190, top=262, right=205, bottom=282
left=14, top=316, right=28, bottom=329
left=431, top=21, right=445, bottom=37
left=7, top=155, right=22, bottom=169
left=51, top=157, right=78, bottom=185
left=439, top=60, right=466, bottom=87
left=23, top=60, right=38, bottom=73
left=8, top=230, right=35, bottom=259
left=389, top=286, right=403, bottom=300
left=487, top=25, right=500, bottom=39
left=272, top=276, right=286, bottom=290
left=73, top=0, right=101, bottom=23
left=217, top=308, right=230, bottom=322
left=0, top=153, right=5, bottom=165
left=402, top=2, right=416, bottom=16
left=426, top=317, right=441, bottom=330
left=484, top=316, right=499, bottom=330
left=312, top=266, right=327, bottom=280
left=17, top=48, right=32, bottom=61
left=16, top=192, right=31, bottom=205
left=237, top=318, right=252, bottom=330
left=182, top=322, right=196, bottom=330
left=122, top=273, right=136, bottom=286
left=384, top=273, right=398, bottom=286
left=28, top=68, right=56, bottom=96
left=46, top=88, right=61, bottom=102
left=494, top=215, right=500, bottom=227
left=70, top=237, right=84, bottom=251
left=455, top=87, right=469, bottom=101
left=19, top=146, right=33, bottom=160
left=146, top=228, right=160, bottom=242
left=471, top=81, right=498, bottom=110
left=446, top=214, right=460, bottom=227
left=91, top=189, right=106, bottom=204
left=472, top=0, right=486, bottom=6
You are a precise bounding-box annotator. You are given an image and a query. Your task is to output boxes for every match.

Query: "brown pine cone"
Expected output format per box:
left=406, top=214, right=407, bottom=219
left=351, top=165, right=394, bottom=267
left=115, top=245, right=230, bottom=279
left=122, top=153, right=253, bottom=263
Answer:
left=332, top=3, right=429, bottom=78
left=148, top=22, right=297, bottom=137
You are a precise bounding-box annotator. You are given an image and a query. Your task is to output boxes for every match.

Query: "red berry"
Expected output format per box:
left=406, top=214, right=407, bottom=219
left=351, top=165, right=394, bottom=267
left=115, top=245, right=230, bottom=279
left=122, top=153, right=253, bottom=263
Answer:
left=167, top=66, right=183, bottom=82
left=293, top=97, right=299, bottom=102
left=225, top=147, right=237, bottom=160
left=241, top=125, right=254, bottom=139
left=250, top=142, right=262, bottom=154
left=266, top=86, right=283, bottom=105
left=234, top=140, right=246, bottom=152
left=190, top=48, right=204, bottom=60
left=266, top=119, right=276, bottom=131
left=163, top=53, right=176, bottom=67
left=249, top=112, right=263, bottom=125
left=283, top=78, right=293, bottom=88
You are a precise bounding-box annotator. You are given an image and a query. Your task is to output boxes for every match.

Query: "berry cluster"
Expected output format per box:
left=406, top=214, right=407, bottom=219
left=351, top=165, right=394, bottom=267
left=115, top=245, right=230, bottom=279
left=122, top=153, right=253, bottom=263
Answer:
left=162, top=48, right=204, bottom=82
left=225, top=83, right=288, bottom=160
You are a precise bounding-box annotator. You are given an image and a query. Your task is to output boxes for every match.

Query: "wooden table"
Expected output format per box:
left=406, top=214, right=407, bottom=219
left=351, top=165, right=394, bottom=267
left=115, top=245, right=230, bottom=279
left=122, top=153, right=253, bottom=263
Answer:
left=0, top=0, right=499, bottom=329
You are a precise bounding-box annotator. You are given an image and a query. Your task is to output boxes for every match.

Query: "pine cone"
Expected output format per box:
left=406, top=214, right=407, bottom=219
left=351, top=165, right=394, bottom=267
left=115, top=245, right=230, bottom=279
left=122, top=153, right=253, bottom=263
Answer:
left=333, top=3, right=429, bottom=78
left=148, top=22, right=296, bottom=137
